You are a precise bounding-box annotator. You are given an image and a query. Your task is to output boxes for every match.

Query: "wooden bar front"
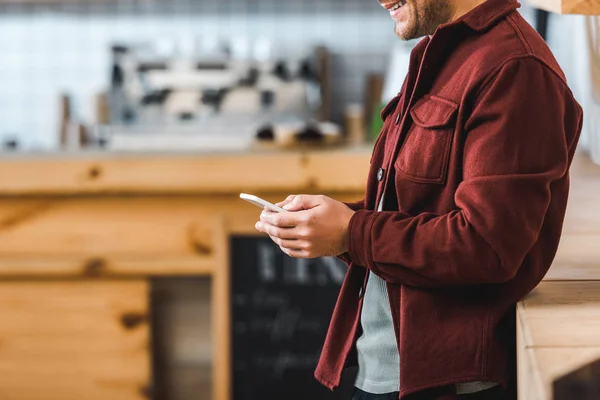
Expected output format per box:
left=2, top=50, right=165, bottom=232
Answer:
left=0, top=148, right=371, bottom=400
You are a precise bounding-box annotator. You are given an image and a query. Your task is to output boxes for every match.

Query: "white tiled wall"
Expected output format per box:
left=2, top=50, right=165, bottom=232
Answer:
left=0, top=0, right=397, bottom=150
left=1, top=1, right=591, bottom=154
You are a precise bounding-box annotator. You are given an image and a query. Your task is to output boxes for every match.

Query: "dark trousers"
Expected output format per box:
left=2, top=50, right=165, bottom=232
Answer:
left=351, top=385, right=505, bottom=400
left=350, top=388, right=399, bottom=400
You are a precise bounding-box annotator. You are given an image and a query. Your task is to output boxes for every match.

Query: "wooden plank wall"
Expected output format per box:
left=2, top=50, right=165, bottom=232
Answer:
left=0, top=281, right=150, bottom=400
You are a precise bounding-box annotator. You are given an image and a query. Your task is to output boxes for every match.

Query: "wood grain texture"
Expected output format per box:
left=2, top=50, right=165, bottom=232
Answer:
left=0, top=148, right=596, bottom=400
left=527, top=0, right=600, bottom=15
left=0, top=194, right=362, bottom=277
left=545, top=261, right=600, bottom=280
left=518, top=281, right=600, bottom=399
left=211, top=218, right=231, bottom=400
left=545, top=153, right=600, bottom=281
left=519, top=281, right=600, bottom=347
left=0, top=149, right=371, bottom=196
left=0, top=256, right=214, bottom=278
left=562, top=154, right=600, bottom=234
left=0, top=281, right=150, bottom=400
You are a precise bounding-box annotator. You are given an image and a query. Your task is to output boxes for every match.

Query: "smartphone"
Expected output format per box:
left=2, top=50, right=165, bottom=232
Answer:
left=240, top=193, right=287, bottom=213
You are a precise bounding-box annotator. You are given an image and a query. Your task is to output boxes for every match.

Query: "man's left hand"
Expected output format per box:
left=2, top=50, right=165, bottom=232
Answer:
left=255, top=195, right=355, bottom=259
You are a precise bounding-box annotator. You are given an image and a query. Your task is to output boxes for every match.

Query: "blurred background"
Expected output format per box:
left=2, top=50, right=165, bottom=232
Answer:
left=0, top=0, right=415, bottom=152
left=0, top=1, right=598, bottom=400
left=0, top=1, right=596, bottom=155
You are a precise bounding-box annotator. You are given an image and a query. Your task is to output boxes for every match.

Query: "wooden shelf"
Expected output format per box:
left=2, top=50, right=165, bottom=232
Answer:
left=527, top=0, right=600, bottom=15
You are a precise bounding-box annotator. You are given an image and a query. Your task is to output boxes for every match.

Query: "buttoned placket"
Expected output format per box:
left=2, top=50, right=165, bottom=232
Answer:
left=370, top=25, right=468, bottom=390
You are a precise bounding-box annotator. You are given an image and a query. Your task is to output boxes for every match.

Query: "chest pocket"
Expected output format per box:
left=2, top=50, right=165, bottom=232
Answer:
left=395, top=95, right=458, bottom=184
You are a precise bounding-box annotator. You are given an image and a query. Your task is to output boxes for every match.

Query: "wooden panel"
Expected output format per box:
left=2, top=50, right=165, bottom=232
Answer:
left=0, top=149, right=371, bottom=196
left=561, top=154, right=600, bottom=234
left=527, top=0, right=600, bottom=15
left=211, top=218, right=230, bottom=400
left=520, top=281, right=600, bottom=347
left=545, top=154, right=600, bottom=280
left=545, top=262, right=600, bottom=280
left=0, top=198, right=223, bottom=257
left=547, top=235, right=600, bottom=279
left=0, top=256, right=214, bottom=278
left=0, top=194, right=362, bottom=277
left=518, top=280, right=600, bottom=399
left=0, top=281, right=150, bottom=400
left=562, top=200, right=600, bottom=234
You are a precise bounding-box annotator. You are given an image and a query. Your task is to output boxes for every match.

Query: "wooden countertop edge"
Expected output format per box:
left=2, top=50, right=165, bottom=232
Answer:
left=0, top=148, right=372, bottom=195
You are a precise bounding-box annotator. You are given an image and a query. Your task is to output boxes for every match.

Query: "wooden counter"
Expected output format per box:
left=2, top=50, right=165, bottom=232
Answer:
left=0, top=147, right=371, bottom=400
left=517, top=153, right=600, bottom=399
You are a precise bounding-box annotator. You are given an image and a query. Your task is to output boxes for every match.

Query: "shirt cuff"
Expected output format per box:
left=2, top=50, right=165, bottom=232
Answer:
left=347, top=210, right=380, bottom=270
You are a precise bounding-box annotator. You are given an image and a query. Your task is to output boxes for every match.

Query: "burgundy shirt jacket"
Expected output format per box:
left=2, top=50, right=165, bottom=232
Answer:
left=314, top=0, right=583, bottom=398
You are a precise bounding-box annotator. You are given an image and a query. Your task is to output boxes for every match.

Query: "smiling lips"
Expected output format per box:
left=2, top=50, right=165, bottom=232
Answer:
left=381, top=0, right=407, bottom=12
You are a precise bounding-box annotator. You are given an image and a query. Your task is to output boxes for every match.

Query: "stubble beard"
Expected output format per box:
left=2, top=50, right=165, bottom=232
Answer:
left=395, top=0, right=455, bottom=40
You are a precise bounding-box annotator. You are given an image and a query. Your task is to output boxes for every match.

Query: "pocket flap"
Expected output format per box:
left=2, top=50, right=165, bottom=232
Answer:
left=410, top=95, right=458, bottom=129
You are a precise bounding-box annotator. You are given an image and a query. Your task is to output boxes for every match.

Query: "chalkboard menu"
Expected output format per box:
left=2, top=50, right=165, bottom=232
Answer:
left=230, top=236, right=356, bottom=400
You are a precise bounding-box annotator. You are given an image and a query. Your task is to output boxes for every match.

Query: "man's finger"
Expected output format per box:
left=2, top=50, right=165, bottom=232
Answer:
left=283, top=194, right=323, bottom=211
left=279, top=246, right=311, bottom=259
left=272, top=237, right=303, bottom=251
left=259, top=222, right=301, bottom=239
left=276, top=195, right=296, bottom=207
left=261, top=210, right=303, bottom=227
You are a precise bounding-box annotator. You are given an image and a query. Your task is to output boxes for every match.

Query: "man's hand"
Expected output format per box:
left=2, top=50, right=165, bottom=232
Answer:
left=255, top=195, right=355, bottom=259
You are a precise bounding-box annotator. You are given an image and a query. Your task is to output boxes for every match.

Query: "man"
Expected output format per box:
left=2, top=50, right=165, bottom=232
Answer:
left=255, top=0, right=583, bottom=398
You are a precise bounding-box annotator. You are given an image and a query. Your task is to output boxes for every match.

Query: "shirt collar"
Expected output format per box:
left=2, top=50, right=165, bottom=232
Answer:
left=457, top=0, right=521, bottom=32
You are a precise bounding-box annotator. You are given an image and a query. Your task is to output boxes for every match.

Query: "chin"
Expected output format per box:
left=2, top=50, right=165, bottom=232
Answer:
left=395, top=23, right=415, bottom=40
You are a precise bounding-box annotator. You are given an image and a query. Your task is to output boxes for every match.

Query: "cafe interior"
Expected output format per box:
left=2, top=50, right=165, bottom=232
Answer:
left=0, top=0, right=599, bottom=399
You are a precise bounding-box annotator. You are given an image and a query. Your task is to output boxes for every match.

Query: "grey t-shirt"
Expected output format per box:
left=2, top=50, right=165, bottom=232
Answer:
left=355, top=199, right=400, bottom=394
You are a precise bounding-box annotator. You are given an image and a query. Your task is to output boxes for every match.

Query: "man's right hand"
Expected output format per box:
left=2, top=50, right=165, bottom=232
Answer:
left=275, top=194, right=315, bottom=211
